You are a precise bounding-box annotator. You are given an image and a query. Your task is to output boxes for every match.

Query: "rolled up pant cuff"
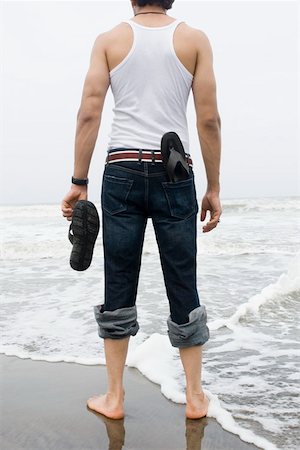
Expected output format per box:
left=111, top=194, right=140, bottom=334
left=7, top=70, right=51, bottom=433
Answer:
left=93, top=304, right=139, bottom=339
left=167, top=305, right=210, bottom=348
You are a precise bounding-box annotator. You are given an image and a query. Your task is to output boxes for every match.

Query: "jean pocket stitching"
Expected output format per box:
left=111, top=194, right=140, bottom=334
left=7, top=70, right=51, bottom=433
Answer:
left=162, top=177, right=197, bottom=219
left=103, top=174, right=133, bottom=184
left=102, top=177, right=134, bottom=215
left=161, top=174, right=194, bottom=188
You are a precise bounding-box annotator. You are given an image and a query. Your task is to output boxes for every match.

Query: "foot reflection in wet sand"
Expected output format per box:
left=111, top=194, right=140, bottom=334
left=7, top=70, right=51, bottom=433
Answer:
left=87, top=407, right=125, bottom=450
left=186, top=417, right=208, bottom=450
left=87, top=405, right=208, bottom=450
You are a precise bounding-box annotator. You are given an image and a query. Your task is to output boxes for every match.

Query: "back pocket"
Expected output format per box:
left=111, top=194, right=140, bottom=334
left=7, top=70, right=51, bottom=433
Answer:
left=101, top=174, right=134, bottom=215
left=162, top=176, right=198, bottom=219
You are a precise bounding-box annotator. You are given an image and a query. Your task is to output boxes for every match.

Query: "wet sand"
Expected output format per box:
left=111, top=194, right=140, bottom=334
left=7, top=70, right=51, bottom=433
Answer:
left=0, top=354, right=260, bottom=450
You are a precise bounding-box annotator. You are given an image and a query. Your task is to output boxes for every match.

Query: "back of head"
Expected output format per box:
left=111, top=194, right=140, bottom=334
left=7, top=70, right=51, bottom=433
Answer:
left=135, top=0, right=175, bottom=9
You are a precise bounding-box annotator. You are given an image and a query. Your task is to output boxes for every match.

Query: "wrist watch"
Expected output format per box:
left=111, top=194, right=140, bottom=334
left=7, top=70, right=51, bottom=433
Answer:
left=72, top=176, right=89, bottom=185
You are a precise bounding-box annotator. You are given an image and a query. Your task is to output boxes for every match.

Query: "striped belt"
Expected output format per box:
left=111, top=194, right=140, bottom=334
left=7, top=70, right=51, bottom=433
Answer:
left=106, top=148, right=193, bottom=167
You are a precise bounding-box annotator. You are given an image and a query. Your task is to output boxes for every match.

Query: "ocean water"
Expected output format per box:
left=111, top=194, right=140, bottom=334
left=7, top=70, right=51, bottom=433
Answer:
left=1, top=197, right=299, bottom=450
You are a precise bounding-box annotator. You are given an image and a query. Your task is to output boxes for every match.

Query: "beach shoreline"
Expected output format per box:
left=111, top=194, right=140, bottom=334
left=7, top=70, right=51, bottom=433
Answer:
left=0, top=354, right=260, bottom=450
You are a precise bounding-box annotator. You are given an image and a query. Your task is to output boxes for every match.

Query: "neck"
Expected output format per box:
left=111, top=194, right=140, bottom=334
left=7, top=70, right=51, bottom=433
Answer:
left=133, top=6, right=166, bottom=15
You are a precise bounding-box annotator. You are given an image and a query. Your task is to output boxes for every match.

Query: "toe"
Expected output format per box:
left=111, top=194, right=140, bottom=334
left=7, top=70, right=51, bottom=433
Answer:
left=87, top=395, right=97, bottom=405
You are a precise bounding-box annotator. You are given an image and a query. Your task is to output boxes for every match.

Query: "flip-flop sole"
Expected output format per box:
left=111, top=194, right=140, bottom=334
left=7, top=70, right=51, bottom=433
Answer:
left=161, top=132, right=190, bottom=182
left=69, top=200, right=100, bottom=271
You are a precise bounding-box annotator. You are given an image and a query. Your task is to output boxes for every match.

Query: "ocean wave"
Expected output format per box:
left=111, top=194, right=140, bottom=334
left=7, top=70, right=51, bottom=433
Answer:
left=206, top=391, right=278, bottom=450
left=1, top=199, right=299, bottom=261
left=197, top=242, right=297, bottom=256
left=0, top=196, right=299, bottom=219
left=0, top=239, right=84, bottom=261
left=208, top=253, right=300, bottom=331
left=2, top=239, right=297, bottom=261
left=221, top=196, right=300, bottom=213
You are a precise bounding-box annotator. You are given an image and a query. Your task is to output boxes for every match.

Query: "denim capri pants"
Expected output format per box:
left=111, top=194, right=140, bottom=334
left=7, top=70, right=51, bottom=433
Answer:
left=93, top=148, right=210, bottom=348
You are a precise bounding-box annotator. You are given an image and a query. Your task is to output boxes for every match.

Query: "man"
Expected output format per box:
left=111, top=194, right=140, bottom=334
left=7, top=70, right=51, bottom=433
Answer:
left=61, top=0, right=221, bottom=420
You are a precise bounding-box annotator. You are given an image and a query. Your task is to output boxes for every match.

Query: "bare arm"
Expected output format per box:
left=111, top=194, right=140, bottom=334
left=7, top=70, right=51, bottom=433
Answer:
left=192, top=30, right=222, bottom=232
left=61, top=33, right=110, bottom=221
left=73, top=33, right=110, bottom=179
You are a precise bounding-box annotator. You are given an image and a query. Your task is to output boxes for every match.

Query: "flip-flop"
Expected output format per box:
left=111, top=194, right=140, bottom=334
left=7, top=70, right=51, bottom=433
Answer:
left=68, top=200, right=100, bottom=271
left=161, top=131, right=190, bottom=182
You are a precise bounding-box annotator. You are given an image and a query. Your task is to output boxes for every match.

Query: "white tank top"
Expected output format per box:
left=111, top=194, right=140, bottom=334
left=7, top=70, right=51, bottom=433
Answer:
left=107, top=18, right=194, bottom=153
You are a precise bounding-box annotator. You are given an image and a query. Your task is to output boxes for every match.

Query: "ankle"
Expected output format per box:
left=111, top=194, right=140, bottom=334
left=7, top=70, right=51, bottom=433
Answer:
left=186, top=388, right=205, bottom=399
left=107, top=389, right=125, bottom=400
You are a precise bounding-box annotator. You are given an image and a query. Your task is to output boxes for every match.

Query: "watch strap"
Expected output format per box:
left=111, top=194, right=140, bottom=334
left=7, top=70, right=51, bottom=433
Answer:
left=72, top=176, right=89, bottom=185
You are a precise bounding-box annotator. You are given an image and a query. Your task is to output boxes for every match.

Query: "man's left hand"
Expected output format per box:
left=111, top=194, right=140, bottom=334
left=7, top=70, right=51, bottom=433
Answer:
left=61, top=185, right=87, bottom=221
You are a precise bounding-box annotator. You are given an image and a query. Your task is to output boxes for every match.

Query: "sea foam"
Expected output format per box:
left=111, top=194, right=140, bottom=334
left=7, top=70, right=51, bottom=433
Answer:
left=209, top=253, right=300, bottom=331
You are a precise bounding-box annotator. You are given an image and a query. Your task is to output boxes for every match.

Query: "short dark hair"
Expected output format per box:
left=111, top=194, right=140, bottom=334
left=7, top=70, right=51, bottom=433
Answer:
left=135, top=1, right=175, bottom=10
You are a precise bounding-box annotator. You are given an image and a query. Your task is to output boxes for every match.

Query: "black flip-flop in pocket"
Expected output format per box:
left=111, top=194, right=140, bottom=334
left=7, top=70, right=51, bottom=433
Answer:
left=68, top=200, right=100, bottom=271
left=161, top=131, right=190, bottom=182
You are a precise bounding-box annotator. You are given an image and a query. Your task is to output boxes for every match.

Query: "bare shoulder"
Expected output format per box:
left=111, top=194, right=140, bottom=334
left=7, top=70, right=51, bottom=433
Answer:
left=181, top=23, right=213, bottom=51
left=90, top=31, right=109, bottom=54
left=94, top=22, right=131, bottom=45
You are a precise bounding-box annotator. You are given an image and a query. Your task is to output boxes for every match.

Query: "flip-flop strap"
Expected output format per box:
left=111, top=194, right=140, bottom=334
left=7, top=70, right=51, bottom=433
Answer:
left=166, top=148, right=190, bottom=179
left=68, top=222, right=74, bottom=244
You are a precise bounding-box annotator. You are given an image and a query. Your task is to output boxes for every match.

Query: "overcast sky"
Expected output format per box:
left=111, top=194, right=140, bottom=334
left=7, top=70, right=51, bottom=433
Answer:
left=1, top=0, right=299, bottom=205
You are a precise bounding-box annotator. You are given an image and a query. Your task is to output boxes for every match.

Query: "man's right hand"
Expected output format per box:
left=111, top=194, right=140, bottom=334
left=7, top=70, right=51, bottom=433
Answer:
left=61, top=185, right=88, bottom=222
left=200, top=190, right=222, bottom=233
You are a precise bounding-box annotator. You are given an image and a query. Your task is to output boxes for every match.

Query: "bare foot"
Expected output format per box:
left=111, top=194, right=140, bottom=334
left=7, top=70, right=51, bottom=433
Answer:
left=185, top=391, right=209, bottom=419
left=87, top=391, right=125, bottom=419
